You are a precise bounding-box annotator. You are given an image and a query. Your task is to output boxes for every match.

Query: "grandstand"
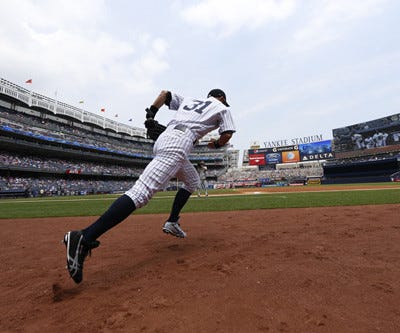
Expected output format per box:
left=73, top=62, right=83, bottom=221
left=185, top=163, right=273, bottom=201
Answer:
left=239, top=113, right=400, bottom=186
left=0, top=78, right=238, bottom=198
left=323, top=113, right=400, bottom=183
left=3, top=77, right=397, bottom=195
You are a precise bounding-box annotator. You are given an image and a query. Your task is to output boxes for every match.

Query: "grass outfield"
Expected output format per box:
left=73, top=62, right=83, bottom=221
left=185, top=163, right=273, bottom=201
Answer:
left=0, top=183, right=399, bottom=219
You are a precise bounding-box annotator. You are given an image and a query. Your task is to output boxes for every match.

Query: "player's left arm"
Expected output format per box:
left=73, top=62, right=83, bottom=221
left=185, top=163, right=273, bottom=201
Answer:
left=152, top=90, right=172, bottom=109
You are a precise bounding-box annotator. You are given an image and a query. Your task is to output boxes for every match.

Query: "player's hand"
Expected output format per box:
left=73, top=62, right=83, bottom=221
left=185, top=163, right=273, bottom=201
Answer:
left=145, top=105, right=159, bottom=119
left=208, top=139, right=222, bottom=149
left=145, top=108, right=155, bottom=119
left=144, top=118, right=157, bottom=129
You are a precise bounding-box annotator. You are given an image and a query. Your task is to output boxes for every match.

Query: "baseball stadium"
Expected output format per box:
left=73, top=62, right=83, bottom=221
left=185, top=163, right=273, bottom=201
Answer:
left=1, top=78, right=400, bottom=332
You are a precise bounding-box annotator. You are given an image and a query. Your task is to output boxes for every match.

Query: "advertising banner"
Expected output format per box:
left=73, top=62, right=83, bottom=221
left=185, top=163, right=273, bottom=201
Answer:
left=298, top=140, right=334, bottom=161
left=248, top=140, right=334, bottom=166
left=266, top=152, right=282, bottom=164
left=249, top=153, right=266, bottom=166
left=281, top=150, right=300, bottom=163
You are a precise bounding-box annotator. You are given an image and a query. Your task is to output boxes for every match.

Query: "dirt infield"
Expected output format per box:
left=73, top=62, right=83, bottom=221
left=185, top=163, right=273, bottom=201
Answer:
left=1, top=190, right=400, bottom=332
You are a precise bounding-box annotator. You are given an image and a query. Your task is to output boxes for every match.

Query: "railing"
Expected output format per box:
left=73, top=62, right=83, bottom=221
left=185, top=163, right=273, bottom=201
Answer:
left=0, top=78, right=146, bottom=138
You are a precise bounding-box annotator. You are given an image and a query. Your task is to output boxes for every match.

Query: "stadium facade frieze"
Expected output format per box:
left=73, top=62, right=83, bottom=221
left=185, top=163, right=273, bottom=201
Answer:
left=263, top=134, right=324, bottom=148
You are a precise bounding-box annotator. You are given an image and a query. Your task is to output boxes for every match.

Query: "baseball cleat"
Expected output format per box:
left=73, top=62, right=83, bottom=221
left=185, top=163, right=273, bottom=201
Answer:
left=163, top=221, right=187, bottom=238
left=63, top=230, right=100, bottom=284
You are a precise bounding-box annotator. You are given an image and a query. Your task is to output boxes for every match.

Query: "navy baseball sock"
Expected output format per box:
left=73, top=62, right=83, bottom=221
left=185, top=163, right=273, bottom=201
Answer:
left=82, top=194, right=136, bottom=241
left=168, top=188, right=191, bottom=222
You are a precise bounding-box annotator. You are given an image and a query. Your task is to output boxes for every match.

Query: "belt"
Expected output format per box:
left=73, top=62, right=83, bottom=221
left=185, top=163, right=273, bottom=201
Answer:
left=173, top=124, right=188, bottom=132
left=173, top=124, right=197, bottom=144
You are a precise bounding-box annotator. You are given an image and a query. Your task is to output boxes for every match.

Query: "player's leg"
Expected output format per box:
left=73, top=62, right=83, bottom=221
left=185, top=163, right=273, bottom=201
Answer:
left=169, top=159, right=199, bottom=221
left=81, top=152, right=179, bottom=242
left=82, top=194, right=136, bottom=242
left=163, top=159, right=199, bottom=238
left=64, top=152, right=183, bottom=283
left=204, top=179, right=208, bottom=196
left=79, top=128, right=192, bottom=242
left=64, top=193, right=136, bottom=283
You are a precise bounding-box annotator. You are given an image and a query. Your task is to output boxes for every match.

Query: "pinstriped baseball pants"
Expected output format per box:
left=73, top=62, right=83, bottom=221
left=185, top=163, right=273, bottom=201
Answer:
left=125, top=126, right=200, bottom=208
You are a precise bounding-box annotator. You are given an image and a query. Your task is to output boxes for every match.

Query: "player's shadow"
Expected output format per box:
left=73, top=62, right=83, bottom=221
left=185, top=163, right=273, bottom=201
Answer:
left=51, top=282, right=81, bottom=302
left=89, top=235, right=222, bottom=286
left=56, top=234, right=223, bottom=293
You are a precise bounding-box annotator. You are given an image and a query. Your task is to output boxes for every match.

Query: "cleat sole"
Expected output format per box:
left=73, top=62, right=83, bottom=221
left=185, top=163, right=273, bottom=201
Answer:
left=163, top=229, right=185, bottom=238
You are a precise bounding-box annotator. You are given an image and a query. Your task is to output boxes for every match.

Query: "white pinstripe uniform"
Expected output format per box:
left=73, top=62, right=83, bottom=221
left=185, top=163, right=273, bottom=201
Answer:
left=125, top=92, right=236, bottom=208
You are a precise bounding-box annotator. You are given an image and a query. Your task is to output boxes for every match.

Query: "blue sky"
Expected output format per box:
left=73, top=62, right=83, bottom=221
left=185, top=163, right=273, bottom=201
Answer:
left=1, top=0, right=399, bottom=153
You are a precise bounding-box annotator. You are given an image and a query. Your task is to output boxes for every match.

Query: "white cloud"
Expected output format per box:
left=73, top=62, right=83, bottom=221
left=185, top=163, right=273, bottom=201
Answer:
left=290, top=0, right=388, bottom=52
left=0, top=0, right=398, bottom=150
left=180, top=0, right=296, bottom=37
left=0, top=0, right=169, bottom=108
left=130, top=38, right=170, bottom=93
left=243, top=50, right=400, bottom=115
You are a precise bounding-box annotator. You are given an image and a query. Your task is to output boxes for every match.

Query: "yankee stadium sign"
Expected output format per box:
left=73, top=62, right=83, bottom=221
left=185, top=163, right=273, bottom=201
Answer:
left=263, top=134, right=323, bottom=148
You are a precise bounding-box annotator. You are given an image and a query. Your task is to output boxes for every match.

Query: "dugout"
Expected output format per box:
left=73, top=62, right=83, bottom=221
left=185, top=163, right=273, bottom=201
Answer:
left=0, top=188, right=28, bottom=198
left=322, top=157, right=399, bottom=184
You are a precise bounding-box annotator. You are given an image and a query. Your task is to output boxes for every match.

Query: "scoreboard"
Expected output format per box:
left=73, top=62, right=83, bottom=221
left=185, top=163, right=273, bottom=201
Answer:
left=248, top=140, right=333, bottom=166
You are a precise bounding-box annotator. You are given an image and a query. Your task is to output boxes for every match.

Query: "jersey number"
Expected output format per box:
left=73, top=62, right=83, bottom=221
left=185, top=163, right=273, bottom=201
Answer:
left=183, top=100, right=211, bottom=114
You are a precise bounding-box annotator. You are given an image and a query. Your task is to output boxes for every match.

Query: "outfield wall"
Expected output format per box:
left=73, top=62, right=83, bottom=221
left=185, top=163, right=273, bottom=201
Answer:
left=322, top=157, right=399, bottom=184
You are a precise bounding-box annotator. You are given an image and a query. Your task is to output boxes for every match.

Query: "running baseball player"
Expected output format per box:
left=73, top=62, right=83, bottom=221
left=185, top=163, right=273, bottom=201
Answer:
left=197, top=161, right=208, bottom=197
left=63, top=88, right=236, bottom=283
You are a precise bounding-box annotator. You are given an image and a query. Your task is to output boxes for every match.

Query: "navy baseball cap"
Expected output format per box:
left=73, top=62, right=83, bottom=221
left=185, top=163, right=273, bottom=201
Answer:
left=207, top=88, right=230, bottom=107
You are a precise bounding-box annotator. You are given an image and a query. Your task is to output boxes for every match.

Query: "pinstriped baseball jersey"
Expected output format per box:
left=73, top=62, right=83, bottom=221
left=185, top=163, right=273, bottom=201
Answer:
left=167, top=93, right=236, bottom=139
left=125, top=90, right=236, bottom=208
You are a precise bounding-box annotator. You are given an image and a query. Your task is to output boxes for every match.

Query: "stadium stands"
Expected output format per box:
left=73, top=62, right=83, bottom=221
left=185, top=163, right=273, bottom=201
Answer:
left=0, top=78, right=231, bottom=196
left=323, top=113, right=400, bottom=183
left=1, top=77, right=399, bottom=195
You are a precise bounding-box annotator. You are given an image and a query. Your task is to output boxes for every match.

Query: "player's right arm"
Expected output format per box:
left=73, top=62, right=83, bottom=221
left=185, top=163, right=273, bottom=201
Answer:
left=208, top=106, right=236, bottom=149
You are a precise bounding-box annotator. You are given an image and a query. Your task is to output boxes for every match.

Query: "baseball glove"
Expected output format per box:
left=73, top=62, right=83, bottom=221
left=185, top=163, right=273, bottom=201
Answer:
left=145, top=118, right=166, bottom=141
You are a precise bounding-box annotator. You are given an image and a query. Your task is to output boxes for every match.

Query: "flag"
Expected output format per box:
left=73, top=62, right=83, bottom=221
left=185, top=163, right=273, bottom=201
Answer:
left=115, top=114, right=118, bottom=118
left=25, top=79, right=32, bottom=84
left=79, top=100, right=84, bottom=104
left=100, top=108, right=105, bottom=112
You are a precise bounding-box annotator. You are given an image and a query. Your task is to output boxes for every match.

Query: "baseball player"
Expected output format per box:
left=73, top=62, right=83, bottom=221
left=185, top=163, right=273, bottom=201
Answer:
left=197, top=161, right=208, bottom=197
left=63, top=88, right=236, bottom=283
left=373, top=132, right=388, bottom=147
left=364, top=136, right=375, bottom=149
left=351, top=133, right=364, bottom=149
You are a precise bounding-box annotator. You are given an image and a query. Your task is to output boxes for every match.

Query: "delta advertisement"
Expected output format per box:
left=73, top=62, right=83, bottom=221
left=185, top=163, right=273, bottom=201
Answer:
left=248, top=140, right=334, bottom=166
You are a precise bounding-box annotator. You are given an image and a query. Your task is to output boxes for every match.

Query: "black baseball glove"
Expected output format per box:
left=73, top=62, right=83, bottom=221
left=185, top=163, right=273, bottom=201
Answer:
left=145, top=118, right=166, bottom=141
left=144, top=105, right=165, bottom=141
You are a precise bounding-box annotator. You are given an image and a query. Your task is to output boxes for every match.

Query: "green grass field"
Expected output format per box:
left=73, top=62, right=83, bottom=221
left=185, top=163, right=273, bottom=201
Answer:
left=1, top=183, right=399, bottom=219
